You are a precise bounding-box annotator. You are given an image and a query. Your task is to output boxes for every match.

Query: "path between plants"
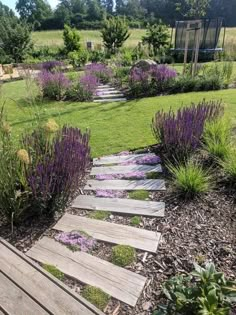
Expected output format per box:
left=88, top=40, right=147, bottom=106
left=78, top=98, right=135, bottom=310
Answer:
left=94, top=84, right=127, bottom=103
left=27, top=152, right=165, bottom=310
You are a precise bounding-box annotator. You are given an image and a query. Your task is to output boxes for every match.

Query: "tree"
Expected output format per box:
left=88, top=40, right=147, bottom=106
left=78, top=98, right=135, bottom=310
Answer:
left=15, top=0, right=52, bottom=29
left=100, top=0, right=113, bottom=14
left=142, top=22, right=170, bottom=56
left=177, top=0, right=210, bottom=18
left=0, top=1, right=15, bottom=18
left=0, top=17, right=32, bottom=62
left=101, top=16, right=130, bottom=54
left=63, top=24, right=81, bottom=53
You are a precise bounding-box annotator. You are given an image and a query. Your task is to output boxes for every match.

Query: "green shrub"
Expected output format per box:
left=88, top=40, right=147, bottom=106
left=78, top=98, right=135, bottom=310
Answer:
left=43, top=264, right=64, bottom=280
left=88, top=211, right=111, bottom=220
left=89, top=50, right=106, bottom=63
left=154, top=263, right=236, bottom=315
left=130, top=216, right=141, bottom=226
left=203, top=117, right=231, bottom=161
left=63, top=24, right=81, bottom=54
left=82, top=285, right=110, bottom=310
left=221, top=149, right=236, bottom=184
left=168, top=160, right=212, bottom=199
left=111, top=245, right=136, bottom=267
left=128, top=190, right=149, bottom=200
left=68, top=49, right=89, bottom=68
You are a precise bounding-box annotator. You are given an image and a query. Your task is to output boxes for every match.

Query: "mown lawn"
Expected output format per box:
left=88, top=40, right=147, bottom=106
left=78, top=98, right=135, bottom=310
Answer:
left=2, top=79, right=236, bottom=157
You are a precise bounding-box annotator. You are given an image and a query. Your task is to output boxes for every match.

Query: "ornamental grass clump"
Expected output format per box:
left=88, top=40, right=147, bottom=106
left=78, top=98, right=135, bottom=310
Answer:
left=168, top=160, right=212, bottom=199
left=23, top=125, right=90, bottom=216
left=152, top=100, right=224, bottom=162
left=37, top=70, right=71, bottom=100
left=85, top=63, right=113, bottom=84
left=220, top=149, right=236, bottom=185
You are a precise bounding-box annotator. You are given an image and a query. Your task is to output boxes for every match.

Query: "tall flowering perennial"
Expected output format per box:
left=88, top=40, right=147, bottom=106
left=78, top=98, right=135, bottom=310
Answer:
left=37, top=70, right=71, bottom=100
left=40, top=61, right=65, bottom=72
left=129, top=64, right=177, bottom=97
left=85, top=63, right=113, bottom=84
left=24, top=126, right=90, bottom=215
left=152, top=100, right=224, bottom=161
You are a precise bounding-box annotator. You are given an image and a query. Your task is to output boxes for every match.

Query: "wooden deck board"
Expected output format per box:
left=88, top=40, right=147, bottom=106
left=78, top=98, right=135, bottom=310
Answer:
left=0, top=271, right=49, bottom=315
left=93, top=153, right=156, bottom=166
left=85, top=179, right=166, bottom=191
left=72, top=195, right=165, bottom=217
left=27, top=237, right=146, bottom=307
left=54, top=213, right=160, bottom=252
left=0, top=238, right=104, bottom=315
left=90, top=164, right=162, bottom=175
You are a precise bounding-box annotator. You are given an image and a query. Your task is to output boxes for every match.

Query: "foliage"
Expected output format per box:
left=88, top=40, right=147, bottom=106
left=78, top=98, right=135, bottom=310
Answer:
left=101, top=16, right=130, bottom=54
left=85, top=63, right=113, bottom=84
left=111, top=244, right=136, bottom=267
left=167, top=160, right=212, bottom=199
left=0, top=107, right=30, bottom=225
left=142, top=22, right=170, bottom=57
left=40, top=60, right=64, bottom=72
left=0, top=16, right=32, bottom=63
left=55, top=231, right=96, bottom=252
left=129, top=64, right=177, bottom=97
left=177, top=0, right=210, bottom=18
left=203, top=117, right=232, bottom=161
left=88, top=210, right=111, bottom=220
left=68, top=49, right=89, bottom=68
left=152, top=100, right=224, bottom=161
left=66, top=74, right=99, bottom=101
left=130, top=216, right=141, bottom=226
left=63, top=24, right=81, bottom=54
left=128, top=190, right=149, bottom=200
left=82, top=285, right=110, bottom=310
left=43, top=264, right=64, bottom=280
left=154, top=263, right=236, bottom=315
left=89, top=50, right=106, bottom=63
left=23, top=125, right=90, bottom=216
left=37, top=70, right=71, bottom=100
left=220, top=149, right=236, bottom=185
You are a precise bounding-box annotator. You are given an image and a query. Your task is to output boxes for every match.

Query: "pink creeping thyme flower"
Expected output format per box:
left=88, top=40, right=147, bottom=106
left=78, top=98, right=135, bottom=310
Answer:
left=55, top=231, right=96, bottom=252
left=96, top=190, right=126, bottom=198
left=96, top=171, right=146, bottom=180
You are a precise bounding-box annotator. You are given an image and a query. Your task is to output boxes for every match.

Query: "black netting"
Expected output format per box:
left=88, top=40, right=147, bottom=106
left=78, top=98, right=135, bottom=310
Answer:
left=174, top=18, right=224, bottom=52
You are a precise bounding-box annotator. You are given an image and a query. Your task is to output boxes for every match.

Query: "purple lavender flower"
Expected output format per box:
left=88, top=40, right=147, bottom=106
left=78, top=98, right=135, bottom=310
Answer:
left=55, top=231, right=96, bottom=252
left=40, top=61, right=65, bottom=72
left=37, top=70, right=71, bottom=100
left=95, top=171, right=146, bottom=180
left=85, top=63, right=113, bottom=84
left=121, top=155, right=161, bottom=165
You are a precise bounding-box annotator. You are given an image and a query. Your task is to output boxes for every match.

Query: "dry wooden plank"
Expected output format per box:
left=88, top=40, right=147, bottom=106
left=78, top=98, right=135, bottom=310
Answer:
left=0, top=271, right=49, bottom=315
left=72, top=195, right=165, bottom=217
left=54, top=213, right=161, bottom=253
left=0, top=238, right=104, bottom=315
left=85, top=179, right=166, bottom=191
left=93, top=153, right=156, bottom=166
left=90, top=164, right=162, bottom=175
left=27, top=237, right=146, bottom=307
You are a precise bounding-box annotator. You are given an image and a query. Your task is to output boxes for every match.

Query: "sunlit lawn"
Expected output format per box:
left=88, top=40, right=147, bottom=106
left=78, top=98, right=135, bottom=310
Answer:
left=2, top=79, right=236, bottom=157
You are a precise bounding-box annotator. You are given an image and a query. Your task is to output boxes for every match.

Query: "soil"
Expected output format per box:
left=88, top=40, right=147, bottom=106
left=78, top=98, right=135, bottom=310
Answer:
left=0, top=156, right=236, bottom=315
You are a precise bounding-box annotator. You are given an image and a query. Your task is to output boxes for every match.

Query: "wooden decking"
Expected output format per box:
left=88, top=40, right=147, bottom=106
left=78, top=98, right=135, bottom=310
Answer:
left=0, top=238, right=104, bottom=315
left=90, top=164, right=162, bottom=175
left=93, top=153, right=156, bottom=165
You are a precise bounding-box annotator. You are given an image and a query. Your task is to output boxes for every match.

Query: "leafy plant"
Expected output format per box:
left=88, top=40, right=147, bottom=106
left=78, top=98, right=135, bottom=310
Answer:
left=152, top=100, right=224, bottom=161
left=142, top=21, right=170, bottom=57
left=203, top=117, right=231, bottom=161
left=111, top=245, right=136, bottom=267
left=63, top=24, right=81, bottom=54
left=82, top=285, right=110, bottom=310
left=154, top=263, right=236, bottom=315
left=101, top=16, right=130, bottom=54
left=128, top=190, right=149, bottom=200
left=43, top=264, right=64, bottom=280
left=130, top=216, right=141, bottom=226
left=66, top=74, right=98, bottom=101
left=88, top=210, right=111, bottom=220
left=68, top=49, right=89, bottom=68
left=40, top=61, right=65, bottom=72
left=168, top=160, right=212, bottom=199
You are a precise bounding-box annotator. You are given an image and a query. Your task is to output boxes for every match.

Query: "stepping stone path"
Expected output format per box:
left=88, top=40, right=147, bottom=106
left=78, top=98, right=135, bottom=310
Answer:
left=27, top=152, right=166, bottom=309
left=94, top=84, right=127, bottom=103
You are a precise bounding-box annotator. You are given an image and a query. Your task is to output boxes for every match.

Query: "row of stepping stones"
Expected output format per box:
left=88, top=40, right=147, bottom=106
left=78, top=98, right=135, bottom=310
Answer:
left=94, top=84, right=127, bottom=103
left=27, top=152, right=165, bottom=311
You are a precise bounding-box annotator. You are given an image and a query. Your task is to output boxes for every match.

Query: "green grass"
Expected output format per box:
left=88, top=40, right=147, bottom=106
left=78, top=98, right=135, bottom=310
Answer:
left=32, top=28, right=236, bottom=50
left=2, top=79, right=236, bottom=157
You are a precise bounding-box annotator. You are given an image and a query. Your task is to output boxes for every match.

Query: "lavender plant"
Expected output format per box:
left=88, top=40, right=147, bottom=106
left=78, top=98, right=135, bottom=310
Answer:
left=85, top=63, right=113, bottom=84
left=152, top=100, right=224, bottom=161
left=23, top=125, right=90, bottom=216
left=66, top=74, right=99, bottom=101
left=40, top=61, right=65, bottom=72
left=37, top=70, right=71, bottom=100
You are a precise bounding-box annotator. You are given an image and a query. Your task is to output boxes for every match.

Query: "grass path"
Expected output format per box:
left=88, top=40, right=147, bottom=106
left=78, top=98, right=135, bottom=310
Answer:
left=2, top=80, right=236, bottom=157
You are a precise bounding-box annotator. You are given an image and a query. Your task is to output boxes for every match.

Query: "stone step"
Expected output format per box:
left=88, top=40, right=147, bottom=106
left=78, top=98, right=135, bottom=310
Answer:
left=94, top=98, right=127, bottom=103
left=93, top=153, right=157, bottom=166
left=54, top=213, right=161, bottom=252
left=90, top=164, right=162, bottom=175
left=27, top=237, right=147, bottom=307
left=72, top=195, right=165, bottom=217
left=94, top=93, right=125, bottom=99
